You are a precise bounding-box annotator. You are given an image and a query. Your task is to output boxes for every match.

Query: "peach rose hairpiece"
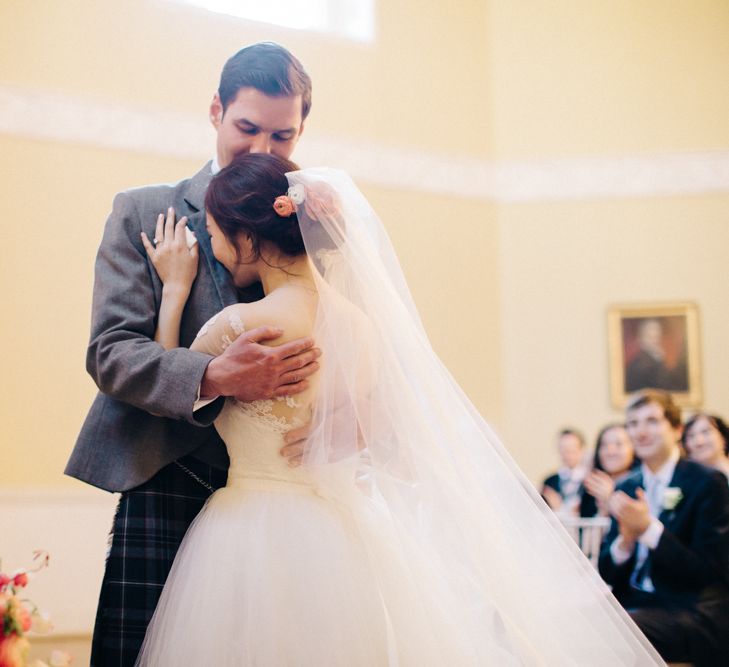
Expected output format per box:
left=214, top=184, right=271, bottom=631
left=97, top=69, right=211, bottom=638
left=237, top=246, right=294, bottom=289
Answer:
left=273, top=195, right=295, bottom=217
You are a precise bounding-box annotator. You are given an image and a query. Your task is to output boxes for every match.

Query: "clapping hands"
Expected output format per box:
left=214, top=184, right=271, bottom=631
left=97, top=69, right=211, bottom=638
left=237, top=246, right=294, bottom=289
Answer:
left=609, top=488, right=652, bottom=548
left=583, top=469, right=616, bottom=515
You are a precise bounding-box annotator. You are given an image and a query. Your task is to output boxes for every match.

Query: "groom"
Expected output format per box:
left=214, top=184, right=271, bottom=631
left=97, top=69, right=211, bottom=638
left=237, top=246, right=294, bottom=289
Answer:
left=66, top=43, right=318, bottom=666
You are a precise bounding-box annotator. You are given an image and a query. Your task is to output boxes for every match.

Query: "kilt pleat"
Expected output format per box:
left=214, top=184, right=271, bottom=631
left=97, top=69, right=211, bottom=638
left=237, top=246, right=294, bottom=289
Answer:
left=90, top=456, right=227, bottom=667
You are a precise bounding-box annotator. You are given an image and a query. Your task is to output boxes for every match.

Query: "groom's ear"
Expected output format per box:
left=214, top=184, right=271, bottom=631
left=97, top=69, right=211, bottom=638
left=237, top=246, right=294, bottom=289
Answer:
left=210, top=94, right=223, bottom=129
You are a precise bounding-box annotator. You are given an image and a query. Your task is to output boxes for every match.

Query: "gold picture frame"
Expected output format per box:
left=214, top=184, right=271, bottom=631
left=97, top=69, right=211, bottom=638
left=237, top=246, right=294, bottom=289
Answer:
left=607, top=302, right=701, bottom=409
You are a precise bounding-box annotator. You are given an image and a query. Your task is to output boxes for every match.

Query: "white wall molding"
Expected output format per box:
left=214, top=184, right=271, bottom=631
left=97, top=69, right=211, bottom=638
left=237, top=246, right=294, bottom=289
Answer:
left=0, top=486, right=118, bottom=634
left=2, top=83, right=728, bottom=201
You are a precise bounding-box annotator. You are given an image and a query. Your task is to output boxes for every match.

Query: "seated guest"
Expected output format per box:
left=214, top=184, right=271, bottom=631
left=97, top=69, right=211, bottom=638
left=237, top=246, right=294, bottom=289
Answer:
left=682, top=412, right=729, bottom=482
left=541, top=428, right=588, bottom=516
left=580, top=423, right=636, bottom=517
left=598, top=390, right=729, bottom=667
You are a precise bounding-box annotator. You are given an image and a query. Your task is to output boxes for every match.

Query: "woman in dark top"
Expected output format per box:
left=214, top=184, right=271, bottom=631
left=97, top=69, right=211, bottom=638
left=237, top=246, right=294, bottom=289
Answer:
left=580, top=423, right=636, bottom=517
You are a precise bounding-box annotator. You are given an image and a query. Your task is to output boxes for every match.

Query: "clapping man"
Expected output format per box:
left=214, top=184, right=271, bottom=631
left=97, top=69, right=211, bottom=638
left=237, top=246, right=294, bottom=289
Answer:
left=599, top=390, right=729, bottom=666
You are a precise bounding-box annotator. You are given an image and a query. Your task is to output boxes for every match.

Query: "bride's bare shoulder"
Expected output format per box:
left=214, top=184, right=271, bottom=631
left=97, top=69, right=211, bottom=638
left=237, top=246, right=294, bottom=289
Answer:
left=227, top=290, right=317, bottom=346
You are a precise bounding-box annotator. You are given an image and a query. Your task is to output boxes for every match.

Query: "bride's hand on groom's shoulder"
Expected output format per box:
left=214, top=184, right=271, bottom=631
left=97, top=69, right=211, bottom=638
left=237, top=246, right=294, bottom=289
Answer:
left=141, top=207, right=198, bottom=298
left=200, top=327, right=321, bottom=403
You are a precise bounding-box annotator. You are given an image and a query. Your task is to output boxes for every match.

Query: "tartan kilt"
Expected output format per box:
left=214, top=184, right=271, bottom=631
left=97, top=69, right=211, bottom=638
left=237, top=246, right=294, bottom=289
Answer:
left=90, top=456, right=227, bottom=667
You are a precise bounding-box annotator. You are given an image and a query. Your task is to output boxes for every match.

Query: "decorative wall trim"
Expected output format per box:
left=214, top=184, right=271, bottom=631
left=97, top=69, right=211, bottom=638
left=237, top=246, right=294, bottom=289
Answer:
left=0, top=486, right=118, bottom=634
left=2, top=84, right=728, bottom=201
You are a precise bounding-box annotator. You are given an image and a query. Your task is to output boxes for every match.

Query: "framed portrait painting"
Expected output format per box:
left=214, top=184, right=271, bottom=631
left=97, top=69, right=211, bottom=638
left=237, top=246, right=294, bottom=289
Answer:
left=608, top=302, right=701, bottom=408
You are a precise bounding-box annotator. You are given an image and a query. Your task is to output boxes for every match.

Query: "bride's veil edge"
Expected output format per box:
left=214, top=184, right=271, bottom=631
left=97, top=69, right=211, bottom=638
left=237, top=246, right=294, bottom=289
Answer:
left=287, top=167, right=664, bottom=666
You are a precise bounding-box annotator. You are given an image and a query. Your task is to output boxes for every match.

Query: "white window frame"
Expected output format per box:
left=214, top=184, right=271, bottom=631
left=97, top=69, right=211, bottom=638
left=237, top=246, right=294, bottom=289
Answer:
left=175, top=0, right=375, bottom=43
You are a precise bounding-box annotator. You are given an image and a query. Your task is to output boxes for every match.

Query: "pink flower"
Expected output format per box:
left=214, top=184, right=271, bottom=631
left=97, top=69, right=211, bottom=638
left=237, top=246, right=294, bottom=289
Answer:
left=4, top=596, right=32, bottom=635
left=273, top=195, right=295, bottom=217
left=0, top=634, right=30, bottom=667
left=16, top=606, right=32, bottom=633
left=0, top=574, right=10, bottom=589
left=12, top=574, right=27, bottom=589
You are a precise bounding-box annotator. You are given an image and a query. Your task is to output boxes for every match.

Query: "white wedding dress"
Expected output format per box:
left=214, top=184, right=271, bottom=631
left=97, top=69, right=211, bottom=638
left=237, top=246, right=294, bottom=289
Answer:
left=137, top=167, right=664, bottom=666
left=136, top=387, right=533, bottom=666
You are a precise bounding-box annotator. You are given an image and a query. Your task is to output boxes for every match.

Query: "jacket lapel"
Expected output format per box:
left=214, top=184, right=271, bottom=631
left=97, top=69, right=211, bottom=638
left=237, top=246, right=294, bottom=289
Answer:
left=180, top=162, right=238, bottom=308
left=625, top=471, right=643, bottom=498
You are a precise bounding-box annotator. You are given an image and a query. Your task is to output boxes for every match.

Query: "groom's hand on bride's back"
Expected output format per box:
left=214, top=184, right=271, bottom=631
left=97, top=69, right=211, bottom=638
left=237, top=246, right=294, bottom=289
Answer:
left=200, top=326, right=321, bottom=402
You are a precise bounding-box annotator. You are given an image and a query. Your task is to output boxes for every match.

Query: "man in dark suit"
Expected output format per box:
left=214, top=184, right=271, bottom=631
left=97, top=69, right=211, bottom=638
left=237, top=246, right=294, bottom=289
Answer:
left=540, top=428, right=588, bottom=515
left=599, top=390, right=729, bottom=666
left=66, top=43, right=320, bottom=666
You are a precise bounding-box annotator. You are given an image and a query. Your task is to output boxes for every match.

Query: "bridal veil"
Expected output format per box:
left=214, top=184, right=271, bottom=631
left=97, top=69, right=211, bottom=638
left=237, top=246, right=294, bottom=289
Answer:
left=287, top=167, right=663, bottom=666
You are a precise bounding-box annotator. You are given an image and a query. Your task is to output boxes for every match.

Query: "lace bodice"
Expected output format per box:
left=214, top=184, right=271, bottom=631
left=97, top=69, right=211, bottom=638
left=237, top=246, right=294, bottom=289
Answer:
left=194, top=308, right=314, bottom=489
left=214, top=397, right=314, bottom=488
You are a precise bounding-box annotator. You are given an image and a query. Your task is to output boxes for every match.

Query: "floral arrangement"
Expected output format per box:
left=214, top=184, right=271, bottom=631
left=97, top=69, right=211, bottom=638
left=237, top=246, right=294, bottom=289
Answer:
left=0, top=552, right=71, bottom=667
left=272, top=182, right=342, bottom=222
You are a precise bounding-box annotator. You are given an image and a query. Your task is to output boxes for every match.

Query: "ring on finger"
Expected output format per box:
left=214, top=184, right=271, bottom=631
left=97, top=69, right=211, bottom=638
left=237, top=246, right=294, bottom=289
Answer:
left=153, top=238, right=161, bottom=245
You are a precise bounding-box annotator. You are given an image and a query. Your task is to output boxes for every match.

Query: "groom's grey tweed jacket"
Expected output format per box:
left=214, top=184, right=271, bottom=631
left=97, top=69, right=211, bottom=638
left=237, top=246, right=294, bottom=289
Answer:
left=66, top=162, right=262, bottom=492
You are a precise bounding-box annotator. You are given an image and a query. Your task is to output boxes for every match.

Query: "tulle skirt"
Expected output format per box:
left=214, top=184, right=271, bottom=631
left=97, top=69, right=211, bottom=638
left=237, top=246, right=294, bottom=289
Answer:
left=135, top=479, right=535, bottom=666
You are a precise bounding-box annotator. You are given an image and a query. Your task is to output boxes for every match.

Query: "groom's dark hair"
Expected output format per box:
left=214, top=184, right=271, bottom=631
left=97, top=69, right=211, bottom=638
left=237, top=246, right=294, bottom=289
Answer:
left=218, top=42, right=312, bottom=120
left=626, top=389, right=682, bottom=428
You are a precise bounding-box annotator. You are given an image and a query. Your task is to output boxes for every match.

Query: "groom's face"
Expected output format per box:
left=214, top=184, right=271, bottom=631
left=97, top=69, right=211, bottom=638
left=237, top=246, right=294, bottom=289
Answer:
left=210, top=87, right=305, bottom=168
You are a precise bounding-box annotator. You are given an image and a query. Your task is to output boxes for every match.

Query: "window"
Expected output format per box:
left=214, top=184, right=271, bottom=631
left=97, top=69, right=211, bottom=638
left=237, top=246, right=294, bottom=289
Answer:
left=177, top=0, right=375, bottom=42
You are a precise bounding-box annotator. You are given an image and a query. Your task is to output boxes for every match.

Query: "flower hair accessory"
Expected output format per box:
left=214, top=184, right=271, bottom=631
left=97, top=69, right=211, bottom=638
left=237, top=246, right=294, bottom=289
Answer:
left=273, top=195, right=295, bottom=217
left=287, top=184, right=306, bottom=205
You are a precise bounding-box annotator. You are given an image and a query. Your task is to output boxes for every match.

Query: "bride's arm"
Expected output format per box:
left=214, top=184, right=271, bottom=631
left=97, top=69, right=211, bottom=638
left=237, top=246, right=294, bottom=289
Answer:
left=140, top=208, right=198, bottom=350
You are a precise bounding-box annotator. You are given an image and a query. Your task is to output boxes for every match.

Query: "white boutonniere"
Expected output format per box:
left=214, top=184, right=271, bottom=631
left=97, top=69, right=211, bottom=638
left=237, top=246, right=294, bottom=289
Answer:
left=663, top=487, right=684, bottom=510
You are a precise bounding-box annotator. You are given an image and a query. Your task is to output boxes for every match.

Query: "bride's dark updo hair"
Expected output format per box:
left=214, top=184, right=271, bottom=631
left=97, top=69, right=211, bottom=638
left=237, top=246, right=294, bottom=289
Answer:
left=205, top=153, right=303, bottom=260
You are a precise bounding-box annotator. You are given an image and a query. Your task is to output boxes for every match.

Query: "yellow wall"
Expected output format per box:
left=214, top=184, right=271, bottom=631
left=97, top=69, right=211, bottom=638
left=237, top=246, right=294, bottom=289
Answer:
left=364, top=186, right=502, bottom=420
left=488, top=0, right=729, bottom=157
left=1, top=0, right=728, bottom=490
left=0, top=135, right=203, bottom=485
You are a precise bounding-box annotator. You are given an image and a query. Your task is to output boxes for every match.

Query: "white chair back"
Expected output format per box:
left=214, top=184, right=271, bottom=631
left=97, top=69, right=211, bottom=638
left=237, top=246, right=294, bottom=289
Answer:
left=560, top=516, right=611, bottom=567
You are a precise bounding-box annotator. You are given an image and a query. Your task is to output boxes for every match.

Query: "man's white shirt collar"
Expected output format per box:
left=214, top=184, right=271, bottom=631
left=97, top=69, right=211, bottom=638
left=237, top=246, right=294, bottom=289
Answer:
left=641, top=448, right=680, bottom=491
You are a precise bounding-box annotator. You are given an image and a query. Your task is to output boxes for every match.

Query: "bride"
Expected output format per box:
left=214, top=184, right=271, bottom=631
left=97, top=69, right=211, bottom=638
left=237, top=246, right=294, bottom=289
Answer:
left=135, top=152, right=662, bottom=665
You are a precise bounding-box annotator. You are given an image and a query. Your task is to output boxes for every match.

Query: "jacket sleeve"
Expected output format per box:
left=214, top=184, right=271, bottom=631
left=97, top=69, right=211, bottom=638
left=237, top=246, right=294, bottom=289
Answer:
left=86, top=191, right=214, bottom=424
left=651, top=473, right=729, bottom=589
left=598, top=517, right=635, bottom=591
